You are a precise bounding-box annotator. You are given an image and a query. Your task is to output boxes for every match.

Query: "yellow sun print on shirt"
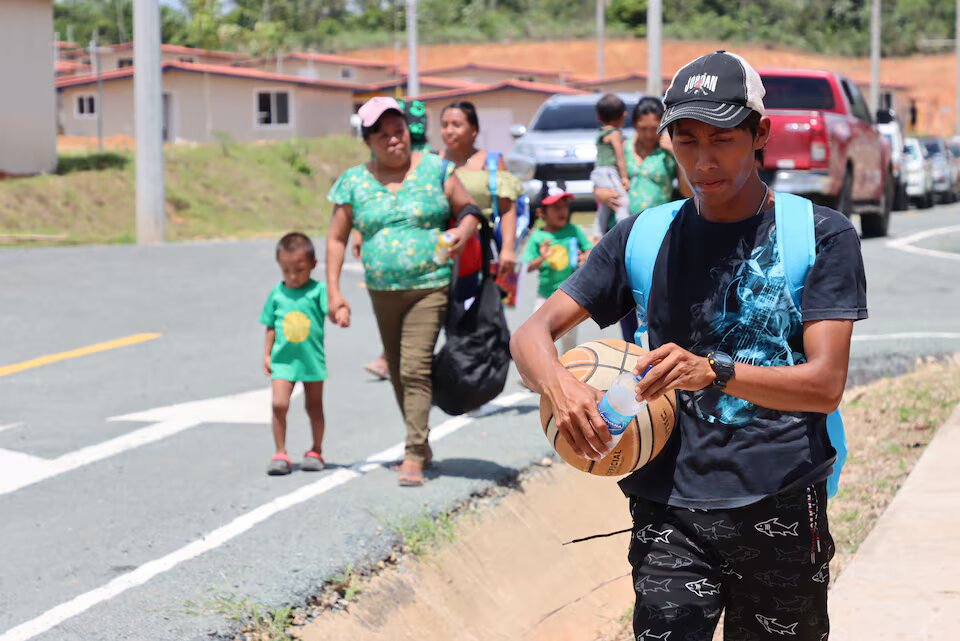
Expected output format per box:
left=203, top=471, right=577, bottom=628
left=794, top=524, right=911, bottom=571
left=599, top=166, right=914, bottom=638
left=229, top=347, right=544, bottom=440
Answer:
left=545, top=243, right=570, bottom=271
left=283, top=311, right=311, bottom=343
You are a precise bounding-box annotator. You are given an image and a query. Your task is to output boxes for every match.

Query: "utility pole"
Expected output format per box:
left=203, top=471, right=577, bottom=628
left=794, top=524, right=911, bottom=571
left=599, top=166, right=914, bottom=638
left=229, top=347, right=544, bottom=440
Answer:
left=647, top=0, right=662, bottom=97
left=134, top=0, right=165, bottom=244
left=956, top=0, right=960, bottom=134
left=869, top=0, right=881, bottom=114
left=596, top=0, right=605, bottom=79
left=406, top=0, right=419, bottom=96
left=89, top=36, right=104, bottom=152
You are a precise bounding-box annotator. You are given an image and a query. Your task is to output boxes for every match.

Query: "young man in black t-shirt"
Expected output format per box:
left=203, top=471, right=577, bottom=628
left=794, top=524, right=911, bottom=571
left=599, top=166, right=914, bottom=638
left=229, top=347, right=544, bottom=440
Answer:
left=511, top=51, right=867, bottom=640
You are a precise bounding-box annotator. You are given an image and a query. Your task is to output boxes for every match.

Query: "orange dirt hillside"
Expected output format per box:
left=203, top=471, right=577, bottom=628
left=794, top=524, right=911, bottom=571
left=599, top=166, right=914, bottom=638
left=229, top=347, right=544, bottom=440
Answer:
left=349, top=38, right=958, bottom=137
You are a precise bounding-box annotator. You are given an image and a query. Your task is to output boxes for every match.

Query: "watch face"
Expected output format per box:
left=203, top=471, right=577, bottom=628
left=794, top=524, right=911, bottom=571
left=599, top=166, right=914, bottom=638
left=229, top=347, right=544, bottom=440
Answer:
left=713, top=352, right=734, bottom=369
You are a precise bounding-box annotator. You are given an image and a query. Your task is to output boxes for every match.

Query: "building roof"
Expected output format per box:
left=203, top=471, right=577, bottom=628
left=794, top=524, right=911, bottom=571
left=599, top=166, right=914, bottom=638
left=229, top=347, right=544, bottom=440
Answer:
left=107, top=42, right=248, bottom=61
left=56, top=60, right=363, bottom=91
left=417, top=61, right=568, bottom=79
left=411, top=79, right=585, bottom=102
left=56, top=60, right=92, bottom=74
left=363, top=75, right=482, bottom=92
left=237, top=51, right=400, bottom=71
left=573, top=71, right=650, bottom=87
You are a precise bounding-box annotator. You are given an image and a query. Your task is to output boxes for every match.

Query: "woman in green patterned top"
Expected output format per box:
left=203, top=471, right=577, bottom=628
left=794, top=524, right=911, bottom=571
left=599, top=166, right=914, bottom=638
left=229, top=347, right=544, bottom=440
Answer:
left=594, top=97, right=679, bottom=221
left=326, top=97, right=482, bottom=487
left=439, top=101, right=521, bottom=277
left=593, top=97, right=681, bottom=341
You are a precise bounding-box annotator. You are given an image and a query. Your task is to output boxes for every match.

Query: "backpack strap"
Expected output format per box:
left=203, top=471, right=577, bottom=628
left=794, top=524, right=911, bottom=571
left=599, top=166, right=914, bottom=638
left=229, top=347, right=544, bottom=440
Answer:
left=440, top=158, right=452, bottom=189
left=624, top=198, right=688, bottom=343
left=486, top=152, right=502, bottom=248
left=774, top=192, right=846, bottom=498
left=774, top=191, right=816, bottom=310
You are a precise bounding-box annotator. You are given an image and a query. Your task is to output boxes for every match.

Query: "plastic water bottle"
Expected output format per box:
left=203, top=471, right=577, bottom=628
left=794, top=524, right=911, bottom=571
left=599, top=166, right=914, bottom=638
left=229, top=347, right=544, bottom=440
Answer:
left=597, top=369, right=651, bottom=448
left=568, top=237, right=580, bottom=270
left=433, top=231, right=456, bottom=264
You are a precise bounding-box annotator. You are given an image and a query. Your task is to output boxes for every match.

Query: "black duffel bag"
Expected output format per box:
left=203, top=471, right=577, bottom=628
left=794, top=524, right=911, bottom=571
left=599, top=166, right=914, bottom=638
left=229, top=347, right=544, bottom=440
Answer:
left=432, top=213, right=511, bottom=415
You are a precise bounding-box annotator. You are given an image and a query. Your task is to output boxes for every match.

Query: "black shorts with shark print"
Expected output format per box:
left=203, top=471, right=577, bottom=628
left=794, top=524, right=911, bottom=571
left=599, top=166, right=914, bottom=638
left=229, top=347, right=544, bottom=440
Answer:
left=629, top=482, right=835, bottom=641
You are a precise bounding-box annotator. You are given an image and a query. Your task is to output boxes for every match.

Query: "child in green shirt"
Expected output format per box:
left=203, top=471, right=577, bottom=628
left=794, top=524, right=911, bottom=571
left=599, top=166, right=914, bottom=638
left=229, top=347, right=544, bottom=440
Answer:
left=590, top=93, right=631, bottom=240
left=259, top=232, right=328, bottom=476
left=523, top=183, right=593, bottom=355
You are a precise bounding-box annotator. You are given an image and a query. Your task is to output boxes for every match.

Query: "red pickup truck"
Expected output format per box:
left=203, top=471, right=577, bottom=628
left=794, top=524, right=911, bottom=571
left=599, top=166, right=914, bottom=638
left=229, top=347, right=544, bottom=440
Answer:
left=758, top=69, right=893, bottom=237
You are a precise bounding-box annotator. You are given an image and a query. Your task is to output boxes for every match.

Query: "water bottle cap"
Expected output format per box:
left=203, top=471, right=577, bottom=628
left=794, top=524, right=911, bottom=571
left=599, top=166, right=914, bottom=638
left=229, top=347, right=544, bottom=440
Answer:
left=633, top=365, right=654, bottom=382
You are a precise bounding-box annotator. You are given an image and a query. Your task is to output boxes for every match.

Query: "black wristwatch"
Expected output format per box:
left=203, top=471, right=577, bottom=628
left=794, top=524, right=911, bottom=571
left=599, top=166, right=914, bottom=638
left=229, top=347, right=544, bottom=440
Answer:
left=707, top=351, right=735, bottom=390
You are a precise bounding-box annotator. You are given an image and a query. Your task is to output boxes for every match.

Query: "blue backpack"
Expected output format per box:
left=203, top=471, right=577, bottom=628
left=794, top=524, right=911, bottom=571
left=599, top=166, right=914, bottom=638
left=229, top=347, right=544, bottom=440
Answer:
left=486, top=152, right=531, bottom=249
left=624, top=192, right=847, bottom=498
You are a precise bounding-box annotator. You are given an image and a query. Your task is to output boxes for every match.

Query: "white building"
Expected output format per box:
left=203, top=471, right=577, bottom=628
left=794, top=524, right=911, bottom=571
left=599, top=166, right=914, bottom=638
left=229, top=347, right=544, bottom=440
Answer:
left=1, top=0, right=56, bottom=176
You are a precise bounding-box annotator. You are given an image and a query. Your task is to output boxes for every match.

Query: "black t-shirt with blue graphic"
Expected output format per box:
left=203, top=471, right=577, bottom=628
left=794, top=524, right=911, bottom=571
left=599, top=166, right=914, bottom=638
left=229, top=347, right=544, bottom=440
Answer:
left=560, top=200, right=868, bottom=509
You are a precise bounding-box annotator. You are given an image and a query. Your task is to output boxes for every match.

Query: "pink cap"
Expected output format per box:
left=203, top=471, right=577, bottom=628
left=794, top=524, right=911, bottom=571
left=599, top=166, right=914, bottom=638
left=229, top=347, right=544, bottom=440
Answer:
left=357, top=96, right=403, bottom=127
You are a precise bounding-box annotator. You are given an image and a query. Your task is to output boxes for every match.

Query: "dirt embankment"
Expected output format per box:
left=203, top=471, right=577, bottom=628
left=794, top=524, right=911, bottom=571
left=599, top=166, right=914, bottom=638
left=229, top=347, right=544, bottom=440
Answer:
left=300, top=464, right=636, bottom=641
left=350, top=38, right=957, bottom=137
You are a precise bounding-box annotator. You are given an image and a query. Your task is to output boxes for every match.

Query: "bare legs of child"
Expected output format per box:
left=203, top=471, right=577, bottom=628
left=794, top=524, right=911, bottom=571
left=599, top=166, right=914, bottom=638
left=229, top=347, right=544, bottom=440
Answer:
left=267, top=379, right=326, bottom=475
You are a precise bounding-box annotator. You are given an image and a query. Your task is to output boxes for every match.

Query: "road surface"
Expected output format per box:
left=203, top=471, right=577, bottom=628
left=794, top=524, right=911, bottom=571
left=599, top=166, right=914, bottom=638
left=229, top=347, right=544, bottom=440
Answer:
left=0, top=203, right=957, bottom=641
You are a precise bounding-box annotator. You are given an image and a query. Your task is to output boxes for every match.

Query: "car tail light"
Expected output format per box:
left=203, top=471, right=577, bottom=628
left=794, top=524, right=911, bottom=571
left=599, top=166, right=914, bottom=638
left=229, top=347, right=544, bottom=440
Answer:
left=809, top=117, right=829, bottom=165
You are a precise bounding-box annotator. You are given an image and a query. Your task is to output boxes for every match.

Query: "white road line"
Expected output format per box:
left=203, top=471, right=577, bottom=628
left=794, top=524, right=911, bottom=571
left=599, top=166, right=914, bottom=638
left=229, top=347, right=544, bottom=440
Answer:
left=0, top=392, right=533, bottom=641
left=852, top=332, right=960, bottom=343
left=0, top=387, right=300, bottom=496
left=0, top=422, right=23, bottom=434
left=886, top=224, right=960, bottom=261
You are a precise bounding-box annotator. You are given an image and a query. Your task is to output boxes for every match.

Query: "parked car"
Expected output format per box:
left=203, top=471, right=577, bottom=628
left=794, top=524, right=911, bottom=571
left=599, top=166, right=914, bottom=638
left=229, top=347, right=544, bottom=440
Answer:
left=948, top=136, right=960, bottom=173
left=506, top=93, right=644, bottom=211
left=903, top=137, right=935, bottom=209
left=920, top=137, right=958, bottom=203
left=757, top=69, right=894, bottom=237
left=876, top=110, right=908, bottom=210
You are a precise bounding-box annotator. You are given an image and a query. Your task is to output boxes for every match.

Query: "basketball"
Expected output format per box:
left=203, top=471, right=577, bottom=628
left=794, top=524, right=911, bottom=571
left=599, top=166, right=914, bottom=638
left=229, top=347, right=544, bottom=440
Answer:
left=539, top=339, right=677, bottom=477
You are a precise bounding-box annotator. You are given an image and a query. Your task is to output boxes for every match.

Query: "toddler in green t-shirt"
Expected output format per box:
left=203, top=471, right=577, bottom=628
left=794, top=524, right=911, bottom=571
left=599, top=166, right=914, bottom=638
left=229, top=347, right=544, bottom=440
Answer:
left=259, top=232, right=328, bottom=476
left=523, top=183, right=593, bottom=354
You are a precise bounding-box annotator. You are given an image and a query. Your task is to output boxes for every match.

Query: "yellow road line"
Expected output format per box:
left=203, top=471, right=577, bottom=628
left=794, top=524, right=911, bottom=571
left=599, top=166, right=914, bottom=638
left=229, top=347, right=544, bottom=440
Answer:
left=0, top=333, right=161, bottom=377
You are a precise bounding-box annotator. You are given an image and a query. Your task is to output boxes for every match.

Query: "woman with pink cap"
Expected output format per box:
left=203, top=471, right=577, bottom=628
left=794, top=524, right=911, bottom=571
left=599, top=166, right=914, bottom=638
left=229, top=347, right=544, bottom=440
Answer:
left=326, top=96, right=483, bottom=487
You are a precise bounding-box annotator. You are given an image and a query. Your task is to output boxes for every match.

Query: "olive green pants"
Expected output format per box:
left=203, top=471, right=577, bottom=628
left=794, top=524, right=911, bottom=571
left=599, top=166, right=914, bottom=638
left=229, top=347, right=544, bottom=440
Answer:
left=368, top=287, right=448, bottom=464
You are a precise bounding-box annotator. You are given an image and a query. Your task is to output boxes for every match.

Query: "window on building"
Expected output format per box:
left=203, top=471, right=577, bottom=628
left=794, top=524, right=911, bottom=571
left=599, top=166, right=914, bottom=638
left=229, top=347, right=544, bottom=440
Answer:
left=118, top=58, right=134, bottom=68
left=340, top=68, right=354, bottom=80
left=76, top=95, right=96, bottom=118
left=256, top=91, right=290, bottom=126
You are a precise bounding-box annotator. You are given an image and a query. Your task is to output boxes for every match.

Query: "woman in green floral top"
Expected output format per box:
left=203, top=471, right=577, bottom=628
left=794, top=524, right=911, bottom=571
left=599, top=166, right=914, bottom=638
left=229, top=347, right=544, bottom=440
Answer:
left=326, top=97, right=481, bottom=487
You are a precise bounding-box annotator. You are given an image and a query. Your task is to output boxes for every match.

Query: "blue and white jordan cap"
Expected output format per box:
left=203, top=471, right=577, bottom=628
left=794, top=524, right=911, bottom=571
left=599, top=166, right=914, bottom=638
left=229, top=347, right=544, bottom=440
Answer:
left=659, top=50, right=766, bottom=134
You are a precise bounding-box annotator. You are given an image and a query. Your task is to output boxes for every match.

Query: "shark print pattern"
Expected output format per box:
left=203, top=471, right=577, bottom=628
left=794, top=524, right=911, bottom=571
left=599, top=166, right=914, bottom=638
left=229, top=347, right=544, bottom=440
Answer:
left=754, top=518, right=799, bottom=537
left=720, top=546, right=761, bottom=563
left=646, top=551, right=695, bottom=569
left=635, top=576, right=673, bottom=595
left=636, top=525, right=673, bottom=544
left=775, top=545, right=817, bottom=564
left=754, top=570, right=801, bottom=588
left=636, top=629, right=672, bottom=641
left=629, top=485, right=832, bottom=641
left=773, top=596, right=814, bottom=614
left=642, top=602, right=693, bottom=623
left=685, top=578, right=721, bottom=598
left=693, top=520, right=742, bottom=540
left=755, top=615, right=799, bottom=636
left=812, top=562, right=830, bottom=584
